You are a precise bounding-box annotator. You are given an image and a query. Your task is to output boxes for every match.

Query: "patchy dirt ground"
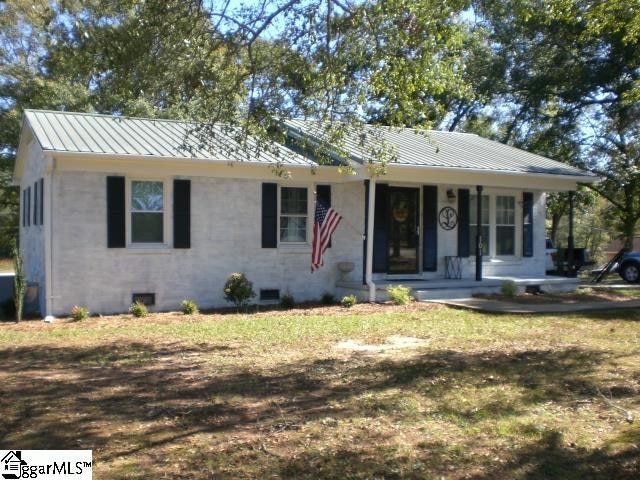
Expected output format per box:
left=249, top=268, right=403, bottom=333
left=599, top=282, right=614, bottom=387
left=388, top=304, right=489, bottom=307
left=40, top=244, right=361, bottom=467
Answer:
left=1, top=305, right=639, bottom=479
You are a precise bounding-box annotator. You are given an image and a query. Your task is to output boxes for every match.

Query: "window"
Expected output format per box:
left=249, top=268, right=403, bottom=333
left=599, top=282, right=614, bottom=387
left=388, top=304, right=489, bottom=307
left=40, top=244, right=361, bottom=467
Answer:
left=470, top=194, right=489, bottom=256
left=496, top=195, right=516, bottom=255
left=280, top=187, right=308, bottom=243
left=131, top=181, right=164, bottom=243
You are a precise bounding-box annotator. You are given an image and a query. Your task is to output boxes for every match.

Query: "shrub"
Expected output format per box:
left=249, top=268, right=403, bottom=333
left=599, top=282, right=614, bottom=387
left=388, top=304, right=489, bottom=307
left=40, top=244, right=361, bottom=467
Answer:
left=341, top=294, right=357, bottom=308
left=129, top=301, right=148, bottom=318
left=321, top=292, right=335, bottom=305
left=71, top=305, right=90, bottom=321
left=181, top=299, right=199, bottom=315
left=386, top=284, right=413, bottom=305
left=223, top=273, right=256, bottom=308
left=500, top=280, right=518, bottom=298
left=279, top=292, right=295, bottom=309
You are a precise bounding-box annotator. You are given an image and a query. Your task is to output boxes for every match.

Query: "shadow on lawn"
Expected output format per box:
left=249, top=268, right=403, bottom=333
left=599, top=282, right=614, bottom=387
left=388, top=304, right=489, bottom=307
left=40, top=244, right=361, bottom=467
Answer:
left=0, top=341, right=637, bottom=478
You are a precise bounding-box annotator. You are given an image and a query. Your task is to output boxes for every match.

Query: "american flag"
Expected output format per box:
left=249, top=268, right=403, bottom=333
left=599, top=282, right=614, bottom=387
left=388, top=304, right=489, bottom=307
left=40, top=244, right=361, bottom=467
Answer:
left=311, top=198, right=342, bottom=272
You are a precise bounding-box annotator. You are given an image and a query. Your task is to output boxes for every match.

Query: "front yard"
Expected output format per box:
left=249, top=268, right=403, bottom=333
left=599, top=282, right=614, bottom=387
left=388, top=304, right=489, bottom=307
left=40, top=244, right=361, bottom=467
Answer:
left=1, top=303, right=638, bottom=479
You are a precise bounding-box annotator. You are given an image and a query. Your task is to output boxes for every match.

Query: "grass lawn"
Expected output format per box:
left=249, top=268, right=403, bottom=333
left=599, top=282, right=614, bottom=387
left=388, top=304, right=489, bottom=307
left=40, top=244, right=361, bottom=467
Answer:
left=1, top=303, right=639, bottom=479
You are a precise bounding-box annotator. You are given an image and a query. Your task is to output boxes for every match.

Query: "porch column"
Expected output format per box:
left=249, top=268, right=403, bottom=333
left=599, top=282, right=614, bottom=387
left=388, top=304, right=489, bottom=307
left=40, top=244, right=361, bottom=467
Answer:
left=567, top=190, right=576, bottom=277
left=476, top=185, right=483, bottom=281
left=365, top=178, right=376, bottom=301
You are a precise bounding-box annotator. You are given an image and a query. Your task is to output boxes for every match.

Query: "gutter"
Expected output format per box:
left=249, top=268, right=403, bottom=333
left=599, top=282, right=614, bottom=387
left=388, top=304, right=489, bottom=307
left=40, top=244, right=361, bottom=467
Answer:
left=385, top=163, right=600, bottom=184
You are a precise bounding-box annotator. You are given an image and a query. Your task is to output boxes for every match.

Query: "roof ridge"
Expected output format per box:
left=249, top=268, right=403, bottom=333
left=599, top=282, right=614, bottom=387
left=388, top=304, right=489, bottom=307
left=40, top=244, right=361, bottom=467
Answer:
left=23, top=109, right=222, bottom=127
left=287, top=118, right=479, bottom=136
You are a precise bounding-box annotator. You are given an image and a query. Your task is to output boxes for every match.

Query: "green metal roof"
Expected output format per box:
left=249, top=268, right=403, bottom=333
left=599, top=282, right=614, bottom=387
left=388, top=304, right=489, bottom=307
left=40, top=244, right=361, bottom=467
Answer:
left=22, top=110, right=596, bottom=179
left=24, top=110, right=315, bottom=166
left=284, top=119, right=597, bottom=178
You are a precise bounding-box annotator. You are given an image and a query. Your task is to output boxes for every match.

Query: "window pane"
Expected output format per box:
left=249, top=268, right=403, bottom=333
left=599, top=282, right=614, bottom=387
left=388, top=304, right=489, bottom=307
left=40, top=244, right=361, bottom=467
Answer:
left=132, top=181, right=163, bottom=211
left=281, top=187, right=307, bottom=215
left=496, top=196, right=515, bottom=225
left=470, top=195, right=489, bottom=225
left=497, top=226, right=515, bottom=255
left=470, top=225, right=490, bottom=256
left=132, top=212, right=163, bottom=243
left=280, top=216, right=307, bottom=242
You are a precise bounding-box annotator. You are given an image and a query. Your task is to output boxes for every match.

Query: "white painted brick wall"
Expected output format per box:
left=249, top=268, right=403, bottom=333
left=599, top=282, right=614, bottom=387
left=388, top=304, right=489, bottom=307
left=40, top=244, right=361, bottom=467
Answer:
left=41, top=169, right=545, bottom=316
left=18, top=139, right=46, bottom=314
left=50, top=172, right=365, bottom=315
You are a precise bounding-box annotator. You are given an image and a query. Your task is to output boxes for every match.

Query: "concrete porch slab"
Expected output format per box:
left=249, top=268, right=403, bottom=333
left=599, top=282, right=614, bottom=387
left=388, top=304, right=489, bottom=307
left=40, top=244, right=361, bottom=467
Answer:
left=429, top=297, right=640, bottom=314
left=336, top=275, right=581, bottom=301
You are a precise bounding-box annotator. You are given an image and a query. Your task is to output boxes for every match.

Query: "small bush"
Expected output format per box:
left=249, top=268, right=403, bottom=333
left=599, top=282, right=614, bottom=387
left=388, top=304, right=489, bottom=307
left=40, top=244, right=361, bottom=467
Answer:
left=500, top=280, right=518, bottom=298
left=223, top=273, right=256, bottom=308
left=341, top=294, right=357, bottom=308
left=280, top=292, right=295, bottom=309
left=181, top=299, right=199, bottom=315
left=129, top=301, right=148, bottom=318
left=321, top=292, right=335, bottom=305
left=386, top=284, right=413, bottom=305
left=71, top=305, right=90, bottom=321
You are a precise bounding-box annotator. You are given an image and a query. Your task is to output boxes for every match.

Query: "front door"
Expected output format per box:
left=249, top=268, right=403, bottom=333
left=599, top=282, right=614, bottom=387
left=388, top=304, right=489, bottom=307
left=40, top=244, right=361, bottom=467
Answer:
left=387, top=187, right=420, bottom=274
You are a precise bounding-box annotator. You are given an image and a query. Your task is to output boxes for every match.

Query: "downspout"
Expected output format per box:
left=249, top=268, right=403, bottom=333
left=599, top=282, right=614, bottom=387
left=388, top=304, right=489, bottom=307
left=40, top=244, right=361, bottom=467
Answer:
left=43, top=156, right=55, bottom=320
left=365, top=178, right=376, bottom=302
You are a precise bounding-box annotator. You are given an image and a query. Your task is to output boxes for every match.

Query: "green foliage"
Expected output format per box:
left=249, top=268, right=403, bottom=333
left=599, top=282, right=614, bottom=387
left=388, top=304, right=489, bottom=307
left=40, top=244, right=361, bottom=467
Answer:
left=386, top=285, right=414, bottom=305
left=279, top=293, right=295, bottom=310
left=341, top=295, right=358, bottom=308
left=223, top=273, right=255, bottom=308
left=181, top=299, right=199, bottom=315
left=71, top=305, right=90, bottom=321
left=129, top=302, right=148, bottom=318
left=12, top=245, right=25, bottom=322
left=500, top=281, right=518, bottom=298
left=321, top=292, right=335, bottom=305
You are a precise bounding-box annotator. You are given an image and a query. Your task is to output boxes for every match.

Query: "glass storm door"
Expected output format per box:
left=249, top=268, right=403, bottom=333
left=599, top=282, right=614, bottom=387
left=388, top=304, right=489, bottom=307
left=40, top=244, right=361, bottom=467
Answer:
left=387, top=187, right=420, bottom=274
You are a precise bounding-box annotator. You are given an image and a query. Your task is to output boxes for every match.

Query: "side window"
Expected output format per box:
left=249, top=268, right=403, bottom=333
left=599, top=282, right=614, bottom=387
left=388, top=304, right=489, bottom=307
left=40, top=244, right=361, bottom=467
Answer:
left=496, top=195, right=516, bottom=255
left=131, top=181, right=164, bottom=243
left=280, top=187, right=308, bottom=243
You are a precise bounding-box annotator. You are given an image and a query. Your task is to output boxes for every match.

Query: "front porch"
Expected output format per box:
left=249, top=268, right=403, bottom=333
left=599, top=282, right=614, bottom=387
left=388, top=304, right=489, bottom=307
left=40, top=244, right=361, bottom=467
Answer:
left=336, top=275, right=581, bottom=302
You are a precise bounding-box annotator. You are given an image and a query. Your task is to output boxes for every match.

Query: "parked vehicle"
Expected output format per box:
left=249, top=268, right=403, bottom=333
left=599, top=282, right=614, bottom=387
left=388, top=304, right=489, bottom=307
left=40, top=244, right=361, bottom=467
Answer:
left=545, top=238, right=557, bottom=272
left=618, top=251, right=640, bottom=283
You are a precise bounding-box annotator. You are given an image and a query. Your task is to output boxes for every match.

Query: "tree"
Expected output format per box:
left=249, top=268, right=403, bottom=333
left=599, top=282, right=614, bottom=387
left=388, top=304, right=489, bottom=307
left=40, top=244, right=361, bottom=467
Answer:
left=472, top=0, right=640, bottom=248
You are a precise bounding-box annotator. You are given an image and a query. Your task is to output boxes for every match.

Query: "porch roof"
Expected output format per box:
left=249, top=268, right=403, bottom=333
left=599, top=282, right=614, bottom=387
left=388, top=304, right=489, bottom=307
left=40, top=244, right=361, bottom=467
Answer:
left=284, top=119, right=597, bottom=180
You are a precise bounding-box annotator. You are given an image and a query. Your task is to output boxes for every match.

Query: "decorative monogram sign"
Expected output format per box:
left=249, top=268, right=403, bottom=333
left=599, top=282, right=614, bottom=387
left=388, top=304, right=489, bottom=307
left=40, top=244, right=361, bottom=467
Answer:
left=438, top=206, right=458, bottom=230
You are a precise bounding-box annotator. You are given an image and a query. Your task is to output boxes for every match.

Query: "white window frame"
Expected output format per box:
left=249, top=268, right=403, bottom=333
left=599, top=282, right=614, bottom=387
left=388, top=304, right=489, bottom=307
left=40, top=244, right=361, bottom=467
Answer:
left=470, top=190, right=522, bottom=260
left=495, top=194, right=517, bottom=256
left=126, top=178, right=170, bottom=248
left=278, top=185, right=312, bottom=245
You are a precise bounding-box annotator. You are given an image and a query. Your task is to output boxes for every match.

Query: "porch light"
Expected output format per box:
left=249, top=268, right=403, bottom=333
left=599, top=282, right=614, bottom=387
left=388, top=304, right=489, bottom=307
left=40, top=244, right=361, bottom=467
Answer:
left=446, top=189, right=456, bottom=203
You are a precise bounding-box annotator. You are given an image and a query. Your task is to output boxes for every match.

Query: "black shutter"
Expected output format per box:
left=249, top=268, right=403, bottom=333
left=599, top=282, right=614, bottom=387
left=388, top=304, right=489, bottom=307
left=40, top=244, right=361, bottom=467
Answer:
left=262, top=183, right=278, bottom=248
left=173, top=179, right=191, bottom=248
left=523, top=192, right=534, bottom=257
left=107, top=176, right=126, bottom=248
left=27, top=186, right=30, bottom=227
left=39, top=178, right=44, bottom=225
left=316, top=184, right=332, bottom=247
left=22, top=190, right=26, bottom=227
left=373, top=183, right=389, bottom=273
left=423, top=185, right=438, bottom=271
left=458, top=188, right=470, bottom=257
left=33, top=181, right=38, bottom=226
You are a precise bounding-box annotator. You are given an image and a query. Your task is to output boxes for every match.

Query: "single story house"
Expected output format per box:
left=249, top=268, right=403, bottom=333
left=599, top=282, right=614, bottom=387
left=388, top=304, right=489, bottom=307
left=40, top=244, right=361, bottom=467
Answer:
left=14, top=110, right=597, bottom=317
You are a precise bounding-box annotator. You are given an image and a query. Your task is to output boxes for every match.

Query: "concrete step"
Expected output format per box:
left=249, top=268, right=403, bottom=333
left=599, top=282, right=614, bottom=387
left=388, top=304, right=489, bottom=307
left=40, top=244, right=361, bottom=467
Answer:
left=413, top=285, right=503, bottom=301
